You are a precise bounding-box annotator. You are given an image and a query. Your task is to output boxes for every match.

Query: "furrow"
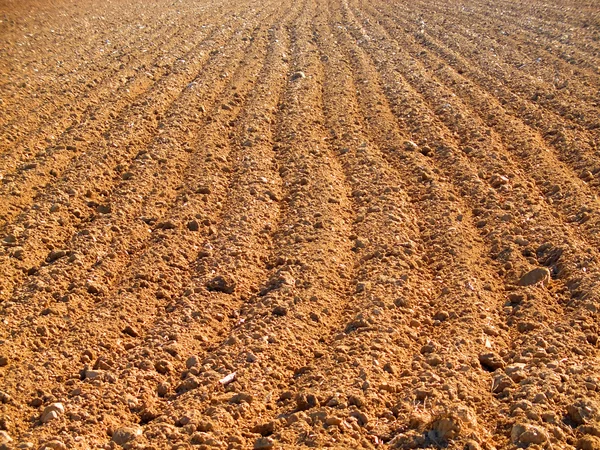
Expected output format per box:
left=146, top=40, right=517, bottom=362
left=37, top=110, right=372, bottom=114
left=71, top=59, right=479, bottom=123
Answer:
left=0, top=4, right=270, bottom=303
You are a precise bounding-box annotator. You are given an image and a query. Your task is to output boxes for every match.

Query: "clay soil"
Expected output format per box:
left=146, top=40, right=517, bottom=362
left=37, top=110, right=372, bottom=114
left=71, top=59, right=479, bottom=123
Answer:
left=1, top=0, right=600, bottom=448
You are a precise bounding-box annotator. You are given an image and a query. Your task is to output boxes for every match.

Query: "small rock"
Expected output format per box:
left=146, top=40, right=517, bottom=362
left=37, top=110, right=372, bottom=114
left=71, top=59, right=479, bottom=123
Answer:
left=2, top=235, right=16, bottom=244
left=479, top=352, right=504, bottom=370
left=577, top=435, right=600, bottom=450
left=492, top=372, right=514, bottom=394
left=154, top=359, right=173, bottom=374
left=383, top=362, right=396, bottom=374
left=157, top=382, right=170, bottom=397
left=290, top=71, right=306, bottom=81
left=490, top=174, right=510, bottom=188
left=96, top=204, right=112, bottom=214
left=0, top=390, right=11, bottom=404
left=518, top=267, right=550, bottom=286
left=433, top=310, right=449, bottom=321
left=254, top=437, right=274, bottom=449
left=206, top=275, right=236, bottom=294
left=47, top=250, right=66, bottom=262
left=0, top=431, right=12, bottom=444
left=403, top=140, right=419, bottom=151
left=157, top=220, right=176, bottom=230
left=41, top=403, right=64, bottom=423
left=296, top=392, right=319, bottom=411
left=511, top=423, right=548, bottom=445
left=505, top=363, right=527, bottom=382
left=0, top=356, right=7, bottom=367
left=272, top=305, right=288, bottom=316
left=187, top=220, right=199, bottom=231
left=186, top=355, right=200, bottom=369
left=84, top=369, right=104, bottom=380
left=111, top=426, right=142, bottom=446
left=325, top=416, right=342, bottom=426
left=39, top=440, right=66, bottom=450
left=568, top=399, right=599, bottom=425
left=122, top=325, right=139, bottom=337
left=230, top=392, right=253, bottom=404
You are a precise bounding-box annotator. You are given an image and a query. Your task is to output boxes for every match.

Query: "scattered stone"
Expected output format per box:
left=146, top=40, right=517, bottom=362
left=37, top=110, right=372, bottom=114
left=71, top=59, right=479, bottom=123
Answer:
left=296, top=392, right=319, bottom=411
left=325, top=416, right=342, bottom=426
left=206, top=275, right=236, bottom=294
left=254, top=437, right=274, bottom=449
left=0, top=390, right=11, bottom=404
left=568, top=399, right=599, bottom=425
left=577, top=435, right=600, bottom=450
left=518, top=267, right=551, bottom=286
left=122, top=325, right=139, bottom=337
left=186, top=355, right=200, bottom=369
left=154, top=359, right=173, bottom=374
left=41, top=403, right=64, bottom=423
left=112, top=426, right=142, bottom=446
left=39, top=440, right=66, bottom=450
left=0, top=356, right=7, bottom=367
left=157, top=220, right=177, bottom=230
left=47, top=249, right=66, bottom=262
left=157, top=382, right=170, bottom=397
left=505, top=363, right=527, bottom=383
left=230, top=392, right=253, bottom=404
left=492, top=372, right=514, bottom=394
left=96, top=204, right=112, bottom=214
left=83, top=369, right=104, bottom=380
left=272, top=305, right=288, bottom=316
left=433, top=310, right=449, bottom=321
left=2, top=235, right=16, bottom=245
left=479, top=352, right=505, bottom=371
left=290, top=71, right=306, bottom=80
left=404, top=140, right=419, bottom=151
left=0, top=431, right=11, bottom=444
left=511, top=423, right=548, bottom=445
left=187, top=220, right=199, bottom=231
left=383, top=362, right=396, bottom=374
left=490, top=173, right=509, bottom=188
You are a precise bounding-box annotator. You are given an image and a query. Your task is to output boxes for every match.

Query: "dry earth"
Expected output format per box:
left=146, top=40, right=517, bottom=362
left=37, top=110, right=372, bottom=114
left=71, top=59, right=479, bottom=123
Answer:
left=1, top=0, right=600, bottom=448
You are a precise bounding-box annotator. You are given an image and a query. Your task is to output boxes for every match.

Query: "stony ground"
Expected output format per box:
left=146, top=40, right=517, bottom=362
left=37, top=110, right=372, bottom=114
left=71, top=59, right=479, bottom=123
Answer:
left=0, top=0, right=600, bottom=448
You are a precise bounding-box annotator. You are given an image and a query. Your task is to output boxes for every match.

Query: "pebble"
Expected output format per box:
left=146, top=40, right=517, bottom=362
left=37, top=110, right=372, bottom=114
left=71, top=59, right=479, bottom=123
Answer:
left=272, top=305, right=288, bottom=316
left=187, top=220, right=199, bottom=231
left=577, top=435, right=600, bottom=450
left=157, top=382, right=170, bottom=397
left=0, top=390, right=11, bottom=404
left=122, top=325, right=139, bottom=337
left=518, top=267, right=550, bottom=286
left=186, top=355, right=200, bottom=369
left=0, top=356, right=7, bottom=367
left=478, top=352, right=505, bottom=370
left=41, top=403, right=64, bottom=423
left=111, top=426, right=142, bottom=446
left=39, top=440, right=66, bottom=450
left=290, top=71, right=306, bottom=81
left=154, top=359, right=173, bottom=374
left=403, top=140, right=419, bottom=151
left=254, top=437, right=274, bottom=449
left=511, top=423, right=548, bottom=445
left=206, top=275, right=236, bottom=294
left=0, top=431, right=11, bottom=444
left=568, top=399, right=599, bottom=425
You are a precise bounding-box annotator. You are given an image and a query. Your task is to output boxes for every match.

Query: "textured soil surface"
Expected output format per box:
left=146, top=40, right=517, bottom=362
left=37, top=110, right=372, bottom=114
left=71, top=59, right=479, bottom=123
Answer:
left=1, top=0, right=600, bottom=448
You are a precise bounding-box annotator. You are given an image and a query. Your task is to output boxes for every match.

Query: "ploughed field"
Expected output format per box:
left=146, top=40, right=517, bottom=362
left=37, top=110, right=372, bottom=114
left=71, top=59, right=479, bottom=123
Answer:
left=0, top=0, right=599, bottom=448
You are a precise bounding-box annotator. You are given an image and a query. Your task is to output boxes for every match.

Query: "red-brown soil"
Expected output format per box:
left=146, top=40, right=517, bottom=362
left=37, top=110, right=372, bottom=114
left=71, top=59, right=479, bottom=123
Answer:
left=1, top=0, right=600, bottom=448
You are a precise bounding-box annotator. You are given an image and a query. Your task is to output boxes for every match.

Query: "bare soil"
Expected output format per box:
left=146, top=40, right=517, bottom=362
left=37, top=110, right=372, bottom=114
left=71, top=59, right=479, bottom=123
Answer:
left=1, top=0, right=600, bottom=448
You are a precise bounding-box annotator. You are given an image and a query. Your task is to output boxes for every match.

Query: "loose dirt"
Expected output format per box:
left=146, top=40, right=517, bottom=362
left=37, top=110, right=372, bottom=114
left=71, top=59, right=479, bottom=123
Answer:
left=1, top=0, right=599, bottom=448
